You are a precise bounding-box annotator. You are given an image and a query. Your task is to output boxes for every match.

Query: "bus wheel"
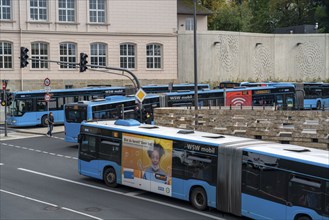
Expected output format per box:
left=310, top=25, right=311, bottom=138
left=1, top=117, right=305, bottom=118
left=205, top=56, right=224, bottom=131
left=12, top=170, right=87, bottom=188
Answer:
left=316, top=101, right=321, bottom=110
left=103, top=167, right=117, bottom=188
left=190, top=187, right=207, bottom=211
left=296, top=215, right=311, bottom=220
left=41, top=115, right=48, bottom=127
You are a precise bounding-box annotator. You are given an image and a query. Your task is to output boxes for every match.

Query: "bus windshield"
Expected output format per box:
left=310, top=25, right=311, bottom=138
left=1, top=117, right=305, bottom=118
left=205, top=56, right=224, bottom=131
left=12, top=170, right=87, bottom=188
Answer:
left=65, top=106, right=87, bottom=123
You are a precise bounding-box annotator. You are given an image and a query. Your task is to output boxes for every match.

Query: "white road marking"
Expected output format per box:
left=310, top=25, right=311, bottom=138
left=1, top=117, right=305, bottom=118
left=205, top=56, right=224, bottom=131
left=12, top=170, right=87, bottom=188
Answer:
left=17, top=168, right=225, bottom=220
left=0, top=189, right=103, bottom=220
left=1, top=144, right=75, bottom=160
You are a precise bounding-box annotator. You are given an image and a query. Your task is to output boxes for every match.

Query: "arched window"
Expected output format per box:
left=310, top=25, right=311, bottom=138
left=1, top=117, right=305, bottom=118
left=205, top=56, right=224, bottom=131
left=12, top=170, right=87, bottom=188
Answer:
left=90, top=43, right=107, bottom=67
left=31, top=42, right=49, bottom=69
left=59, top=42, right=77, bottom=69
left=146, top=44, right=162, bottom=69
left=0, top=41, right=12, bottom=69
left=120, top=43, right=136, bottom=69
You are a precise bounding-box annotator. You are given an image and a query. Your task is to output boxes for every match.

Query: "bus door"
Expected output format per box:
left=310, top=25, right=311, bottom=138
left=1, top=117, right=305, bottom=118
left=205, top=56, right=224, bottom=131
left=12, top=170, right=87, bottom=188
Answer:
left=79, top=135, right=99, bottom=179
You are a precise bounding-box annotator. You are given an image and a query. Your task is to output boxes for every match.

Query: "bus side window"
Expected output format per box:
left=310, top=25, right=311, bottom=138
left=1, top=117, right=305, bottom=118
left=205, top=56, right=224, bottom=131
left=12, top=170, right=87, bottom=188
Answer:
left=325, top=182, right=329, bottom=214
left=288, top=176, right=322, bottom=210
left=80, top=135, right=97, bottom=156
left=99, top=139, right=120, bottom=164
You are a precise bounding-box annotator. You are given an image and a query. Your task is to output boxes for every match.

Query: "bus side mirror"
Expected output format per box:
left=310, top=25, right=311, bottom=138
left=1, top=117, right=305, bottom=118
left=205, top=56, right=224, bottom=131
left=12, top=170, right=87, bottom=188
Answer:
left=78, top=134, right=82, bottom=143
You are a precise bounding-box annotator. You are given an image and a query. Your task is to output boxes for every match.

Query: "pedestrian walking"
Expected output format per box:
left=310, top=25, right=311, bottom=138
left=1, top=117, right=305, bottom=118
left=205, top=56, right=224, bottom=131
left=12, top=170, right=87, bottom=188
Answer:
left=46, top=112, right=54, bottom=137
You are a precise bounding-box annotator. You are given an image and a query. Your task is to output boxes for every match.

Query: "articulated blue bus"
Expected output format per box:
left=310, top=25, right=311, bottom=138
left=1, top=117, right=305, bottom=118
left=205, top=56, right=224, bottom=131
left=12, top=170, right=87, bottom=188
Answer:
left=78, top=119, right=329, bottom=220
left=240, top=82, right=329, bottom=109
left=64, top=95, right=160, bottom=143
left=6, top=86, right=126, bottom=127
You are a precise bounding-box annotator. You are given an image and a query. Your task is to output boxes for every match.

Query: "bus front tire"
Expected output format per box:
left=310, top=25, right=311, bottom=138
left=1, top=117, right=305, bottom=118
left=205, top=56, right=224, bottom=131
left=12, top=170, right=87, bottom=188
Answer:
left=103, top=167, right=117, bottom=188
left=190, top=187, right=207, bottom=211
left=41, top=115, right=48, bottom=127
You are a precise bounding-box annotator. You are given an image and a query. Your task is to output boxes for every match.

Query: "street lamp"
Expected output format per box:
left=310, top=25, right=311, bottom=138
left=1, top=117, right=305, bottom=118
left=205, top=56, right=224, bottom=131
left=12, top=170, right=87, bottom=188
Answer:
left=193, top=0, right=198, bottom=111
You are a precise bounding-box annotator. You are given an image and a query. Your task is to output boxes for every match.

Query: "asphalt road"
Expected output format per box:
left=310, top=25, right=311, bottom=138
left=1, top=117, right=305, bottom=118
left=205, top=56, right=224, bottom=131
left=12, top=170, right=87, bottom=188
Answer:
left=0, top=127, right=244, bottom=220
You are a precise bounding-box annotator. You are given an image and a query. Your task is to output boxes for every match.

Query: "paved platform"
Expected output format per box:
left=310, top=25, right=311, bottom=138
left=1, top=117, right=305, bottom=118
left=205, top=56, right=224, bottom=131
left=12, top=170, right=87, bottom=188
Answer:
left=0, top=125, right=65, bottom=140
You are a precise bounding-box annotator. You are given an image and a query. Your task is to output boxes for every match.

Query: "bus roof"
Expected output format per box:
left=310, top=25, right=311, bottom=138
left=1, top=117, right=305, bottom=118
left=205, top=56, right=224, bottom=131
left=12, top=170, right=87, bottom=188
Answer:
left=11, top=86, right=123, bottom=94
left=81, top=119, right=329, bottom=167
left=65, top=94, right=159, bottom=107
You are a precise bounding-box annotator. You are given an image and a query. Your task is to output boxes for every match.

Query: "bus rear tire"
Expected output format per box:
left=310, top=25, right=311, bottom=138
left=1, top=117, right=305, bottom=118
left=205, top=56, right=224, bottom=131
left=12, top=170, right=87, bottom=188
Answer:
left=190, top=187, right=207, bottom=211
left=295, top=214, right=311, bottom=220
left=103, top=167, right=117, bottom=188
left=41, top=115, right=48, bottom=127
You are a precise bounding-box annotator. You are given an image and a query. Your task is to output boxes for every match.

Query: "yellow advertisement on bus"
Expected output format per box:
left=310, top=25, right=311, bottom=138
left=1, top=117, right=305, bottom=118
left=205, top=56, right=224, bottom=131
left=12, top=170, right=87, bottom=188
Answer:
left=121, top=133, right=173, bottom=196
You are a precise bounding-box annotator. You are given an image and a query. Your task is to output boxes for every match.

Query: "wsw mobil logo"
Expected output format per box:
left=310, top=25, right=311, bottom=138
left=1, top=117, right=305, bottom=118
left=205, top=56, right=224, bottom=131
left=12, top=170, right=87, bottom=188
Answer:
left=225, top=91, right=252, bottom=106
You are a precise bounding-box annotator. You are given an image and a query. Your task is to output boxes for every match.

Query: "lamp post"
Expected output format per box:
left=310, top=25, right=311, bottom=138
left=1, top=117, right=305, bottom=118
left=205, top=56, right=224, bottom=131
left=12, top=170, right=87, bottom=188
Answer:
left=193, top=0, right=198, bottom=111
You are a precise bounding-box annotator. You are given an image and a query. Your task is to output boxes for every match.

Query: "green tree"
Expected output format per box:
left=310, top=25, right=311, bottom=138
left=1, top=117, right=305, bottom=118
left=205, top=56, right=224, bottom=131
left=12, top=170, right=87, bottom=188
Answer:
left=209, top=1, right=252, bottom=32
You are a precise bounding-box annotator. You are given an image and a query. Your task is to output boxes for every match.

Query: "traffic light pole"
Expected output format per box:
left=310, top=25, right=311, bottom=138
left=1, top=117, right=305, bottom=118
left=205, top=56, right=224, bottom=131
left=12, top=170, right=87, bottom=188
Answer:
left=4, top=89, right=7, bottom=137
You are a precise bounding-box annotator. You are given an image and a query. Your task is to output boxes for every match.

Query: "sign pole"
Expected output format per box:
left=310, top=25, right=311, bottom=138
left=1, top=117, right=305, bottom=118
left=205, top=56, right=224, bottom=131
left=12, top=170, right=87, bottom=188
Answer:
left=4, top=91, right=7, bottom=137
left=2, top=80, right=8, bottom=137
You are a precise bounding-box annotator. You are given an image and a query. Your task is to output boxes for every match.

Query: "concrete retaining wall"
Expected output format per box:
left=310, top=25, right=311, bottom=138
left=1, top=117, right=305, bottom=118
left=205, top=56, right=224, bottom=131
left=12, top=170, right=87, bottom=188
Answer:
left=178, top=31, right=329, bottom=83
left=154, top=107, right=329, bottom=150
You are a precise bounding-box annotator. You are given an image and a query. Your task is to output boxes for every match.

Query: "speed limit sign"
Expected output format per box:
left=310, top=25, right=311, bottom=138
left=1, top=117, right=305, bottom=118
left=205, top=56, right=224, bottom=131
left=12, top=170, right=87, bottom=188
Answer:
left=44, top=94, right=51, bottom=101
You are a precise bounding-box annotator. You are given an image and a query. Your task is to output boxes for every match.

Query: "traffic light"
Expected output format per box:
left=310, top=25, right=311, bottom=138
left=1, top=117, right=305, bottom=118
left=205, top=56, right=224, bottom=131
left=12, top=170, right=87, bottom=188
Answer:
left=6, top=92, right=13, bottom=106
left=20, top=47, right=29, bottom=68
left=79, top=52, right=88, bottom=72
left=1, top=91, right=5, bottom=106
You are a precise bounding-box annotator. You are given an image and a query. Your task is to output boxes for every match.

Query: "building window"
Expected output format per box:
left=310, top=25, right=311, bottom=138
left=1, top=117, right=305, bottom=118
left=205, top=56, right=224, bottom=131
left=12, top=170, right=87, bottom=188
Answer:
left=120, top=43, right=135, bottom=69
left=58, top=0, right=75, bottom=22
left=146, top=44, right=162, bottom=69
left=89, top=0, right=105, bottom=23
left=59, top=43, right=76, bottom=69
left=0, top=42, right=12, bottom=69
left=0, top=0, right=11, bottom=20
left=90, top=43, right=107, bottom=67
left=185, top=17, right=194, bottom=31
left=30, top=0, right=48, bottom=21
left=31, top=42, right=48, bottom=69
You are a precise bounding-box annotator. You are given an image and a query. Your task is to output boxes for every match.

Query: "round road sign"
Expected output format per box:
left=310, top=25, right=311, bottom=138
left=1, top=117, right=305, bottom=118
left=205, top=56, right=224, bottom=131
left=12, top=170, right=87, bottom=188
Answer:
left=44, top=94, right=51, bottom=101
left=44, top=78, right=51, bottom=86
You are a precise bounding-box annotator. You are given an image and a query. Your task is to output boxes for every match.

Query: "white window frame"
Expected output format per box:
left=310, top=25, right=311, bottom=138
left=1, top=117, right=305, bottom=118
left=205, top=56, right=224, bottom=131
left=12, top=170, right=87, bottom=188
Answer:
left=58, top=0, right=76, bottom=22
left=30, top=0, right=48, bottom=21
left=89, top=0, right=105, bottom=23
left=0, top=41, right=12, bottom=69
left=120, top=43, right=136, bottom=69
left=146, top=44, right=162, bottom=69
left=31, top=42, right=49, bottom=69
left=185, top=17, right=194, bottom=31
left=0, top=0, right=11, bottom=20
left=59, top=42, right=76, bottom=69
left=90, top=43, right=107, bottom=68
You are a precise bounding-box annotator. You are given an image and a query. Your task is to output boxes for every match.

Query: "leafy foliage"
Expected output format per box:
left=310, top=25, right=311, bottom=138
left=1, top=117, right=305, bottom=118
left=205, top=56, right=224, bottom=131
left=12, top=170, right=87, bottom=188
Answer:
left=203, top=0, right=329, bottom=33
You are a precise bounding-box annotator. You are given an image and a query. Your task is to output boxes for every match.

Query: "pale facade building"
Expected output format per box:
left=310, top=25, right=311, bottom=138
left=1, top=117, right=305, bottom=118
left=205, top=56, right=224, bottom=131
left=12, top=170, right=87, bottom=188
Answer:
left=0, top=0, right=181, bottom=91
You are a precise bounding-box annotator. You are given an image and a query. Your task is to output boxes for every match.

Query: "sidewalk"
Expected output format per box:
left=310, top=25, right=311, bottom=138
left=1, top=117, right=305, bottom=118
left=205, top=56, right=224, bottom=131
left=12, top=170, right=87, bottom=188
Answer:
left=0, top=125, right=64, bottom=140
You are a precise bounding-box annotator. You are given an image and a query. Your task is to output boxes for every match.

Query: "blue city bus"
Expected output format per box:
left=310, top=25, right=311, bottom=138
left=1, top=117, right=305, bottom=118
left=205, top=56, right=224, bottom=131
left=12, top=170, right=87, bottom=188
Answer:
left=64, top=95, right=160, bottom=143
left=240, top=82, right=329, bottom=109
left=78, top=119, right=329, bottom=220
left=6, top=87, right=126, bottom=127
